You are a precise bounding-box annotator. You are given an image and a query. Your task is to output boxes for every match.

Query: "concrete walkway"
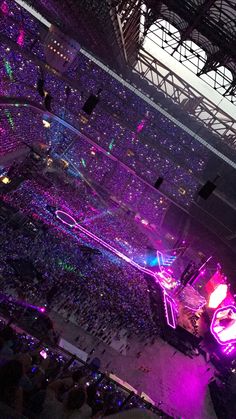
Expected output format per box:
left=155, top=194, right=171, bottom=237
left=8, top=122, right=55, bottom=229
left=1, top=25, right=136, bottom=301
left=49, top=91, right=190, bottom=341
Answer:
left=50, top=310, right=216, bottom=419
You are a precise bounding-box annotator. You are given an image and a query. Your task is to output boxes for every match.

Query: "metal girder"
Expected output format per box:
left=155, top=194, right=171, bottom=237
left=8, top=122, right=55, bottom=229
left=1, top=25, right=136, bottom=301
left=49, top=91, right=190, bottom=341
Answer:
left=142, top=0, right=163, bottom=37
left=197, top=50, right=229, bottom=76
left=158, top=0, right=236, bottom=56
left=135, top=47, right=236, bottom=143
left=170, top=0, right=217, bottom=55
left=140, top=13, right=235, bottom=99
left=110, top=0, right=142, bottom=66
left=224, top=77, right=236, bottom=97
left=140, top=0, right=236, bottom=97
left=181, top=0, right=217, bottom=39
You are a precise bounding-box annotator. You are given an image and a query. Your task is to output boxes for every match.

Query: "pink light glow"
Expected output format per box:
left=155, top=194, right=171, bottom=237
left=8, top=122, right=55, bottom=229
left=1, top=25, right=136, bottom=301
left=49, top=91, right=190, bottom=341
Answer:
left=137, top=120, right=145, bottom=133
left=206, top=269, right=225, bottom=294
left=17, top=29, right=25, bottom=47
left=211, top=305, right=236, bottom=345
left=163, top=293, right=176, bottom=329
left=156, top=269, right=177, bottom=290
left=39, top=307, right=46, bottom=313
left=222, top=343, right=235, bottom=355
left=55, top=210, right=77, bottom=227
left=1, top=1, right=8, bottom=14
left=208, top=283, right=228, bottom=308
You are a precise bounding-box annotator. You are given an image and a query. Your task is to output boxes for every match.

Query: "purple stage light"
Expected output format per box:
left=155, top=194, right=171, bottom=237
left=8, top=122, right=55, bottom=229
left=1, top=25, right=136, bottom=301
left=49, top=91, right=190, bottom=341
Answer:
left=163, top=293, right=177, bottom=329
left=55, top=210, right=77, bottom=227
left=222, top=343, right=235, bottom=356
left=1, top=1, right=8, bottom=14
left=211, top=305, right=236, bottom=345
left=39, top=307, right=46, bottom=313
left=17, top=29, right=25, bottom=47
left=137, top=120, right=145, bottom=133
left=155, top=268, right=178, bottom=291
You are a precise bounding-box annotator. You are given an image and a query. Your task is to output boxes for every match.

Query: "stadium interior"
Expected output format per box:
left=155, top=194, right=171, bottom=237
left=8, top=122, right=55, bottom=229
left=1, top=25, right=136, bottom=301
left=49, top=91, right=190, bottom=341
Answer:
left=1, top=1, right=236, bottom=418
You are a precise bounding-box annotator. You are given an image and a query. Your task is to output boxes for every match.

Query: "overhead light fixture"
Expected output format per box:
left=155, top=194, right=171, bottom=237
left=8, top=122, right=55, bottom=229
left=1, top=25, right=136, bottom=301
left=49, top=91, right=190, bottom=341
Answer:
left=1, top=176, right=11, bottom=184
left=42, top=119, right=51, bottom=128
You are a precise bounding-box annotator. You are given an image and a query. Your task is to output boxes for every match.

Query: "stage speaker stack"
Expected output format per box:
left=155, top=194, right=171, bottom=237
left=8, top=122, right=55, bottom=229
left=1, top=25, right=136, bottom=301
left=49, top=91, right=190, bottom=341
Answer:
left=37, top=79, right=45, bottom=98
left=82, top=89, right=102, bottom=115
left=44, top=93, right=52, bottom=112
left=154, top=176, right=164, bottom=189
left=198, top=181, right=216, bottom=200
left=82, top=94, right=100, bottom=115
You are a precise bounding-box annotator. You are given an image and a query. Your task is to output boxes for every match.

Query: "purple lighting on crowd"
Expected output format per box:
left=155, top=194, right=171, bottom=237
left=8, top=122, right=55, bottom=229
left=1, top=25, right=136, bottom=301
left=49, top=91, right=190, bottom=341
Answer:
left=17, top=29, right=25, bottom=47
left=136, top=120, right=145, bottom=133
left=1, top=1, right=8, bottom=14
left=54, top=209, right=165, bottom=280
left=0, top=293, right=46, bottom=315
left=54, top=208, right=181, bottom=330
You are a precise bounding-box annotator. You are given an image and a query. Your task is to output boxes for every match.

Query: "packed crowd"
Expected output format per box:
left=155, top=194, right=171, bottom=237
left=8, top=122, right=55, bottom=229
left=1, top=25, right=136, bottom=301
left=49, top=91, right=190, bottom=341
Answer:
left=0, top=318, right=167, bottom=418
left=0, top=109, right=170, bottom=227
left=1, top=171, right=158, bottom=261
left=0, top=0, right=220, bottom=211
left=0, top=195, right=160, bottom=345
left=1, top=3, right=235, bottom=419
